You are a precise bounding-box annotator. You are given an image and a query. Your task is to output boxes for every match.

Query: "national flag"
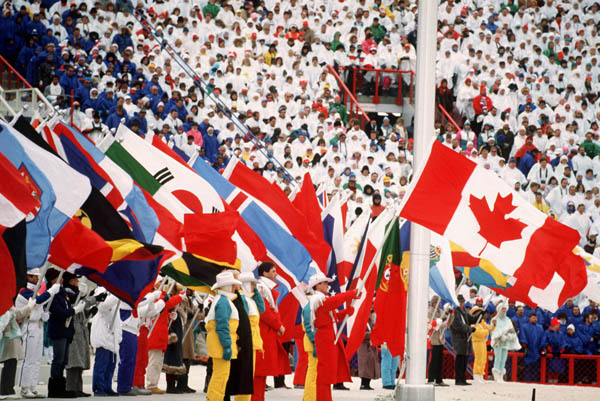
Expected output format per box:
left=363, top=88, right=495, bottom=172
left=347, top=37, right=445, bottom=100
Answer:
left=0, top=153, right=40, bottom=314
left=399, top=140, right=587, bottom=311
left=0, top=122, right=92, bottom=267
left=10, top=118, right=172, bottom=306
left=292, top=173, right=327, bottom=257
left=188, top=155, right=314, bottom=292
left=223, top=157, right=331, bottom=272
left=98, top=132, right=236, bottom=287
left=321, top=193, right=347, bottom=295
left=44, top=121, right=159, bottom=243
left=339, top=212, right=370, bottom=285
left=429, top=232, right=459, bottom=306
left=183, top=211, right=239, bottom=266
left=344, top=207, right=396, bottom=360
left=451, top=242, right=514, bottom=291
left=315, top=182, right=328, bottom=210
left=371, top=218, right=409, bottom=358
left=110, top=125, right=224, bottom=216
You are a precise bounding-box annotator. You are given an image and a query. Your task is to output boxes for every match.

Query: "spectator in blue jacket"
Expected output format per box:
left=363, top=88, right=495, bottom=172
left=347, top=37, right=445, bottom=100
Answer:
left=518, top=149, right=539, bottom=177
left=519, top=312, right=546, bottom=381
left=578, top=313, right=598, bottom=355
left=112, top=26, right=133, bottom=53
left=106, top=105, right=129, bottom=131
left=26, top=13, right=47, bottom=37
left=203, top=126, right=220, bottom=164
left=564, top=324, right=584, bottom=354
left=59, top=64, right=80, bottom=95
left=96, top=89, right=117, bottom=120
left=129, top=109, right=148, bottom=135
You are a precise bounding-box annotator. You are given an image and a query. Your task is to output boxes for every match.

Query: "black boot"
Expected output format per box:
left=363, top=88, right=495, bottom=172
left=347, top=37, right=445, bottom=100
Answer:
left=360, top=378, right=373, bottom=390
left=47, top=377, right=59, bottom=398
left=56, top=377, right=77, bottom=398
left=176, top=374, right=196, bottom=393
left=166, top=379, right=181, bottom=394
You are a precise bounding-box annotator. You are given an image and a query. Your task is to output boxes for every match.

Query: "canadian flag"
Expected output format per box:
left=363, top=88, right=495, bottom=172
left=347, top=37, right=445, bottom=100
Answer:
left=400, top=140, right=587, bottom=312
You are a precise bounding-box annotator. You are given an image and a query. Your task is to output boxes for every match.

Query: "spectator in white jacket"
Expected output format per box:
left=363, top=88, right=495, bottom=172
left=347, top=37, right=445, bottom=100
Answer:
left=90, top=290, right=122, bottom=396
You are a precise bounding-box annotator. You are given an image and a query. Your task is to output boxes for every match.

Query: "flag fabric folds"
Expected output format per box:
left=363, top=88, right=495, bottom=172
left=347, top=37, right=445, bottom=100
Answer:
left=399, top=140, right=587, bottom=311
left=0, top=122, right=91, bottom=267
left=188, top=155, right=314, bottom=293
left=223, top=157, right=331, bottom=273
left=0, top=153, right=41, bottom=315
left=429, top=232, right=459, bottom=306
left=371, top=218, right=409, bottom=358
left=344, top=207, right=396, bottom=360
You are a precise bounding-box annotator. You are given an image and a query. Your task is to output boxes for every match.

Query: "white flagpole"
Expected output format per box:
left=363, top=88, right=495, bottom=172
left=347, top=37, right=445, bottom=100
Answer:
left=396, top=0, right=437, bottom=398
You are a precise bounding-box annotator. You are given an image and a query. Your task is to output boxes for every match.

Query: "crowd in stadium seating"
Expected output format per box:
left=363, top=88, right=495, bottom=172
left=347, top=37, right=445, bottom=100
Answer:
left=3, top=0, right=600, bottom=367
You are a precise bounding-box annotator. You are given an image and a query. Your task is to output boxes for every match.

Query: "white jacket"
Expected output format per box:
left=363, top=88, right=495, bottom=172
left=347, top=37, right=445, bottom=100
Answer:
left=90, top=293, right=122, bottom=354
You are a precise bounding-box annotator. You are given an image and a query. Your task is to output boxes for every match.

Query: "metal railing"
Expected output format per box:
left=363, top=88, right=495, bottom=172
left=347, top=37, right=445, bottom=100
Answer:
left=435, top=350, right=600, bottom=387
left=0, top=55, right=55, bottom=121
left=332, top=66, right=415, bottom=105
left=436, top=104, right=462, bottom=133
left=326, top=65, right=371, bottom=130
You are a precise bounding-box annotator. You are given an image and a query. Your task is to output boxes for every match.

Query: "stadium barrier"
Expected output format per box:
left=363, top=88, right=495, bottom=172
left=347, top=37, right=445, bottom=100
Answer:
left=434, top=350, right=600, bottom=387
left=332, top=66, right=414, bottom=106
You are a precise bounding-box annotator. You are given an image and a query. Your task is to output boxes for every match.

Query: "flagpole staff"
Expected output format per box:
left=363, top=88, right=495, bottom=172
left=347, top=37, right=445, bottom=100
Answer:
left=148, top=278, right=176, bottom=337
left=32, top=263, right=51, bottom=297
left=44, top=268, right=66, bottom=312
left=109, top=300, right=121, bottom=331
left=397, top=0, right=437, bottom=398
left=182, top=306, right=202, bottom=341
left=334, top=209, right=397, bottom=344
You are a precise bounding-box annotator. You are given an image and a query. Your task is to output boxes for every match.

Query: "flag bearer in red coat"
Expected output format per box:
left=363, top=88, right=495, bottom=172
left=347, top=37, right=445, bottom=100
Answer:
left=252, top=262, right=290, bottom=401
left=310, top=272, right=360, bottom=401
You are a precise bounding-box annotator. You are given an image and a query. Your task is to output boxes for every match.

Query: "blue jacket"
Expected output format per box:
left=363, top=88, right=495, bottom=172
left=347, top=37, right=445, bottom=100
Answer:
left=129, top=112, right=148, bottom=134
left=577, top=323, right=597, bottom=355
left=59, top=73, right=79, bottom=95
left=203, top=132, right=219, bottom=163
left=519, top=322, right=545, bottom=364
left=518, top=151, right=536, bottom=176
left=543, top=329, right=566, bottom=354
left=18, top=287, right=51, bottom=304
left=564, top=333, right=584, bottom=354
left=48, top=287, right=76, bottom=340
left=112, top=33, right=133, bottom=53
left=106, top=111, right=129, bottom=130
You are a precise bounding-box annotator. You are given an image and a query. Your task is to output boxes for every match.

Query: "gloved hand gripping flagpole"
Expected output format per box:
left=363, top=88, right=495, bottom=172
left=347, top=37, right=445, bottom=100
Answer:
left=148, top=278, right=176, bottom=337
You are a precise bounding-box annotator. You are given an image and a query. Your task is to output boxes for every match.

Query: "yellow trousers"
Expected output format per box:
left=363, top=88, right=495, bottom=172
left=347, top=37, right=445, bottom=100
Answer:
left=234, top=357, right=256, bottom=401
left=473, top=340, right=487, bottom=375
left=303, top=335, right=317, bottom=401
left=207, top=358, right=231, bottom=401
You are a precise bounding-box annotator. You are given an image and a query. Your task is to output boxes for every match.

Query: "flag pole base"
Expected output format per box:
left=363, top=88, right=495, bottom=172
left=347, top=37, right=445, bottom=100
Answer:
left=395, top=383, right=435, bottom=401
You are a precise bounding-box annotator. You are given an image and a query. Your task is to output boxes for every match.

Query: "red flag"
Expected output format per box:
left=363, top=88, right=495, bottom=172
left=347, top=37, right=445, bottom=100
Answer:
left=370, top=217, right=408, bottom=357
left=183, top=211, right=239, bottom=265
left=291, top=173, right=327, bottom=254
left=0, top=154, right=41, bottom=314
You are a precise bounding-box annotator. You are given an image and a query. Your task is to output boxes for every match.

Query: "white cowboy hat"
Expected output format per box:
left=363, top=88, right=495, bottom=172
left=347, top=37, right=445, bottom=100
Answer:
left=308, top=272, right=333, bottom=289
left=239, top=272, right=258, bottom=283
left=211, top=271, right=242, bottom=291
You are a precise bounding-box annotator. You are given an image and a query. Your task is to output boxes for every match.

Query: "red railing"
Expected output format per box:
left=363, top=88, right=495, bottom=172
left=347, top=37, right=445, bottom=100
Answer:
left=326, top=65, right=371, bottom=129
left=333, top=66, right=414, bottom=106
left=435, top=350, right=600, bottom=387
left=437, top=104, right=461, bottom=133
left=0, top=54, right=32, bottom=90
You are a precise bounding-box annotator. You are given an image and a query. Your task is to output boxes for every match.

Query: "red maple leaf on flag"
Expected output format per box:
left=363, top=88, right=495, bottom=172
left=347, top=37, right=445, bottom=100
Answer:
left=469, top=193, right=527, bottom=251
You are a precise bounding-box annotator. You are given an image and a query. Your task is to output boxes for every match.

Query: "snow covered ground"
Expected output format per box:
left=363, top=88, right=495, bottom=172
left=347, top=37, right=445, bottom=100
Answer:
left=31, top=364, right=599, bottom=400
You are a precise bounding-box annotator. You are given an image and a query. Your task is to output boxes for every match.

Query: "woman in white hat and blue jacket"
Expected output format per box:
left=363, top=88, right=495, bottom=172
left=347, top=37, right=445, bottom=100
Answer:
left=205, top=271, right=242, bottom=401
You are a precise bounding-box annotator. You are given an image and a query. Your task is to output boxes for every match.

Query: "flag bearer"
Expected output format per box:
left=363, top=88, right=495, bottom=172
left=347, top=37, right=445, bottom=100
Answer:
left=302, top=280, right=318, bottom=401
left=16, top=268, right=60, bottom=398
left=206, top=271, right=242, bottom=401
left=311, top=271, right=360, bottom=401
